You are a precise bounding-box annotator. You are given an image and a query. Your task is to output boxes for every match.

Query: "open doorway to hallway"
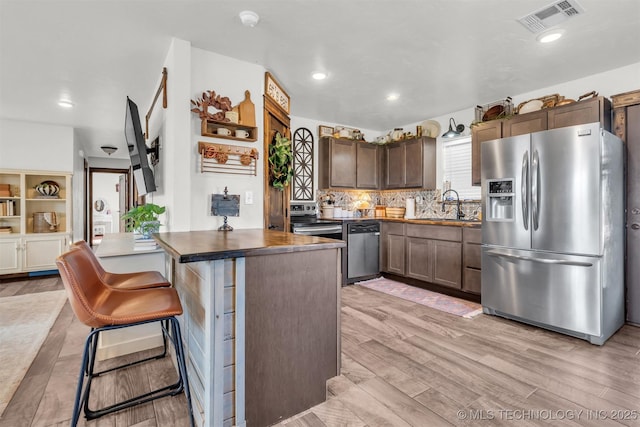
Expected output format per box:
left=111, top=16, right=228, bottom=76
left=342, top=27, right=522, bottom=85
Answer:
left=89, top=168, right=130, bottom=246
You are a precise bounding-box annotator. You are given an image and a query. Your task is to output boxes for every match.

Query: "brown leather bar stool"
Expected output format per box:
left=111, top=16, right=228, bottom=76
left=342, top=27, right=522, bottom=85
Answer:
left=56, top=248, right=194, bottom=427
left=72, top=240, right=172, bottom=368
left=72, top=240, right=170, bottom=289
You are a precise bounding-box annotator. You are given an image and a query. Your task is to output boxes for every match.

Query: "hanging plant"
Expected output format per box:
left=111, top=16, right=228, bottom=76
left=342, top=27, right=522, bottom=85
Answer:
left=269, top=132, right=293, bottom=190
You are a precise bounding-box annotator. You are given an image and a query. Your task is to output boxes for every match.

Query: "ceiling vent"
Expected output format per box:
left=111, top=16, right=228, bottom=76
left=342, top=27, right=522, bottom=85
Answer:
left=518, top=0, right=585, bottom=33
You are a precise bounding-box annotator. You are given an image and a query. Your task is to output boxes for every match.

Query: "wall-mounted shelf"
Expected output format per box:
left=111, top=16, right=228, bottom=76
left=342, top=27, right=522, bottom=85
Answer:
left=201, top=119, right=258, bottom=142
left=198, top=141, right=259, bottom=176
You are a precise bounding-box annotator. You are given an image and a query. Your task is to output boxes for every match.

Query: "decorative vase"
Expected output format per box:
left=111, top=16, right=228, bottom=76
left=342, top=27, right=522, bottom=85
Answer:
left=35, top=181, right=60, bottom=197
left=138, top=220, right=160, bottom=239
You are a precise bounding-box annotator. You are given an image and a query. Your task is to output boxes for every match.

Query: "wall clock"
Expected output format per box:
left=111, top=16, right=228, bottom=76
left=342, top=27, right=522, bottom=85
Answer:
left=292, top=127, right=314, bottom=201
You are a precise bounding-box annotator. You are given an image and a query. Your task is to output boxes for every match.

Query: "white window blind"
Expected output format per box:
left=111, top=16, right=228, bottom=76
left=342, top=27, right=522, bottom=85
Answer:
left=442, top=136, right=481, bottom=200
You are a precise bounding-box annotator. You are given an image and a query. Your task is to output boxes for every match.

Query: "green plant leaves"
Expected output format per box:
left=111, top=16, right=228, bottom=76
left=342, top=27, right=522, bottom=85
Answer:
left=269, top=132, right=293, bottom=191
left=121, top=203, right=165, bottom=232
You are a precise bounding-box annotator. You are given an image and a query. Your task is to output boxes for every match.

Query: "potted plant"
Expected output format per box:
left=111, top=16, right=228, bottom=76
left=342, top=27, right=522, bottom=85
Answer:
left=269, top=132, right=293, bottom=190
left=121, top=203, right=166, bottom=238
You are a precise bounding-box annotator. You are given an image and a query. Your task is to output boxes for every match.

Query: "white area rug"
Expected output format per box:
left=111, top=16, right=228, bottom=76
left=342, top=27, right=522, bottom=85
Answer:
left=0, top=290, right=67, bottom=416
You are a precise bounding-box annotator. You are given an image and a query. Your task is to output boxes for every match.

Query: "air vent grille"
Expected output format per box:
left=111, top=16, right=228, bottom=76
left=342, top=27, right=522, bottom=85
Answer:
left=518, top=0, right=585, bottom=33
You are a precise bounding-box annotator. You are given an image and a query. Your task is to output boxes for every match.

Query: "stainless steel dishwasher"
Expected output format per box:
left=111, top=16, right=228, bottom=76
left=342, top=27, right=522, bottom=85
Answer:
left=347, top=221, right=380, bottom=282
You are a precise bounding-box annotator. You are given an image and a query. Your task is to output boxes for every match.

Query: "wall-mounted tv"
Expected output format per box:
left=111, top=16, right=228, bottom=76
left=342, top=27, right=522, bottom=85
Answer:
left=124, top=97, right=158, bottom=196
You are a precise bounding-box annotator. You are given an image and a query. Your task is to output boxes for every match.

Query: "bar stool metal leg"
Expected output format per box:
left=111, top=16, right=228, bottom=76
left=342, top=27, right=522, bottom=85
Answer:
left=70, top=317, right=194, bottom=427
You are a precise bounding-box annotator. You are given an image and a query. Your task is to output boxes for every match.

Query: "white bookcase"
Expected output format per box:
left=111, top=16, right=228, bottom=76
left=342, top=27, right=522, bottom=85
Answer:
left=0, top=169, right=72, bottom=274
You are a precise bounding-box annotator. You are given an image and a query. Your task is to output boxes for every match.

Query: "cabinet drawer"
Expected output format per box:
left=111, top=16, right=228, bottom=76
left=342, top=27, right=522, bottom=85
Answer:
left=406, top=224, right=461, bottom=241
left=464, top=242, right=482, bottom=269
left=463, top=227, right=482, bottom=244
left=463, top=267, right=481, bottom=294
left=383, top=222, right=405, bottom=236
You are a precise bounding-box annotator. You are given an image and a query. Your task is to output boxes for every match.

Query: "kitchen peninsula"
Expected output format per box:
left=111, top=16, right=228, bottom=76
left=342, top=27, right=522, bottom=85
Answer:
left=153, top=229, right=345, bottom=427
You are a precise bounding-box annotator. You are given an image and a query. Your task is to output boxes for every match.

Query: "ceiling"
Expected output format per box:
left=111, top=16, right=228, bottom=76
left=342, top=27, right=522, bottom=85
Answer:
left=1, top=0, right=639, bottom=159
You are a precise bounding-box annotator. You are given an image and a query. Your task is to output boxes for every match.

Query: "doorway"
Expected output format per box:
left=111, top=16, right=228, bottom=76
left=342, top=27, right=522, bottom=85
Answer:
left=88, top=168, right=131, bottom=246
left=263, top=95, right=291, bottom=231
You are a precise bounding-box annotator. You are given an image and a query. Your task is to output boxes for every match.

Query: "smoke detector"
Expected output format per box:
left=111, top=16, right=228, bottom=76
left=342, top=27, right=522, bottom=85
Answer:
left=239, top=10, right=260, bottom=27
left=518, top=0, right=585, bottom=34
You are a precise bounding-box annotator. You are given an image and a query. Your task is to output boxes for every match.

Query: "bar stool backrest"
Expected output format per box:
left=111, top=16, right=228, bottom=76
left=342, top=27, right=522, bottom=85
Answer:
left=72, top=240, right=107, bottom=277
left=56, top=248, right=113, bottom=328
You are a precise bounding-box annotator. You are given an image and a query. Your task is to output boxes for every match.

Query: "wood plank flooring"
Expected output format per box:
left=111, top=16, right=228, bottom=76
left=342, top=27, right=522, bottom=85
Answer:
left=2, top=276, right=640, bottom=426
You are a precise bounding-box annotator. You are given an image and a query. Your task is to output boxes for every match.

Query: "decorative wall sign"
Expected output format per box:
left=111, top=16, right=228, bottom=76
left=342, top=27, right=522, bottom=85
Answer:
left=292, top=127, right=314, bottom=200
left=318, top=125, right=334, bottom=137
left=265, top=72, right=290, bottom=114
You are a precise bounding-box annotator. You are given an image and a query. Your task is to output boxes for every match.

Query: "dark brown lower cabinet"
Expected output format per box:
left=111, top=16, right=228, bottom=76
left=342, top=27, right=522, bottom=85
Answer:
left=463, top=227, right=482, bottom=294
left=380, top=222, right=405, bottom=275
left=386, top=223, right=463, bottom=290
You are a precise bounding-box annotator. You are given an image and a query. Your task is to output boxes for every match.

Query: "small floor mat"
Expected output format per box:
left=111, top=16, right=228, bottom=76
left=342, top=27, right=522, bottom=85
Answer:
left=356, top=277, right=483, bottom=318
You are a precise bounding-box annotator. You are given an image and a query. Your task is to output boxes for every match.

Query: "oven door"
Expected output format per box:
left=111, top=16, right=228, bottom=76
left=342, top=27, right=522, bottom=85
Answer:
left=291, top=223, right=343, bottom=240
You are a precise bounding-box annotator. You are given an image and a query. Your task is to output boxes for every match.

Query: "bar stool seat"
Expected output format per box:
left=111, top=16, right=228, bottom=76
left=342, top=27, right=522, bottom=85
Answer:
left=72, top=240, right=169, bottom=289
left=56, top=247, right=194, bottom=426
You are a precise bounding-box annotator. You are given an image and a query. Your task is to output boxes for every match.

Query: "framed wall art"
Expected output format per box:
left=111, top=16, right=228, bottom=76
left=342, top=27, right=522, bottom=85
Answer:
left=264, top=72, right=290, bottom=114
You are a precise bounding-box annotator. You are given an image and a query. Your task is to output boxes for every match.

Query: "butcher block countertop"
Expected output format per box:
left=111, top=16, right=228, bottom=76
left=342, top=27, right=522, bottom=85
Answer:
left=326, top=217, right=481, bottom=228
left=154, top=228, right=346, bottom=263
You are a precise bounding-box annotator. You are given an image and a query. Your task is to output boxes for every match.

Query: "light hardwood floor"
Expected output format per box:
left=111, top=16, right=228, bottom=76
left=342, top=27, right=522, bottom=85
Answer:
left=2, top=276, right=640, bottom=426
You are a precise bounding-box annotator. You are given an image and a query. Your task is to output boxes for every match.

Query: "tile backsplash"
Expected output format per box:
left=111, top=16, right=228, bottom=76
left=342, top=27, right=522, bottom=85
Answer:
left=316, top=189, right=481, bottom=220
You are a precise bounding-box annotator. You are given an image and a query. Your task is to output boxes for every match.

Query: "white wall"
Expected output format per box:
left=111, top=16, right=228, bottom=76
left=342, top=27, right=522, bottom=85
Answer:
left=398, top=61, right=640, bottom=190
left=0, top=119, right=74, bottom=171
left=188, top=47, right=266, bottom=231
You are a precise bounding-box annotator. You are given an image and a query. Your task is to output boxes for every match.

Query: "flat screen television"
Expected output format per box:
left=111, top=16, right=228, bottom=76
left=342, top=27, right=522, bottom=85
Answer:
left=125, top=97, right=157, bottom=195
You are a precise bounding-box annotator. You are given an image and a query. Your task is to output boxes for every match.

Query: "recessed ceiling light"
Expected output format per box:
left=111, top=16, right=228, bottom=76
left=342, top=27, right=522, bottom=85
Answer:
left=312, top=72, right=327, bottom=80
left=386, top=93, right=399, bottom=101
left=239, top=10, right=260, bottom=27
left=537, top=29, right=565, bottom=43
left=58, top=99, right=74, bottom=108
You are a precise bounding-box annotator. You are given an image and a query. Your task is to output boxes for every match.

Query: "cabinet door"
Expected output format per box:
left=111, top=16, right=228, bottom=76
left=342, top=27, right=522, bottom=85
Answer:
left=356, top=143, right=380, bottom=189
left=548, top=97, right=606, bottom=130
left=0, top=238, right=21, bottom=274
left=329, top=139, right=357, bottom=187
left=23, top=235, right=67, bottom=271
left=471, top=121, right=502, bottom=185
left=503, top=110, right=547, bottom=137
left=404, top=139, right=424, bottom=188
left=384, top=234, right=406, bottom=275
left=432, top=240, right=462, bottom=289
left=405, top=237, right=432, bottom=282
left=463, top=268, right=482, bottom=294
left=385, top=143, right=405, bottom=188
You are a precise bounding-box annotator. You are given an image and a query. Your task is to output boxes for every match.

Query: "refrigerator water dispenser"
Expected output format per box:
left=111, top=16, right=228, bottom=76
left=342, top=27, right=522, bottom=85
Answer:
left=487, top=179, right=514, bottom=221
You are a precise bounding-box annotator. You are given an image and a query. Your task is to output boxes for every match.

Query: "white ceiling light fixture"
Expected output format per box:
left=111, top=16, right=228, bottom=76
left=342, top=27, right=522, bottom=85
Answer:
left=100, top=145, right=118, bottom=155
left=239, top=10, right=260, bottom=27
left=537, top=29, right=565, bottom=43
left=312, top=72, right=327, bottom=80
left=386, top=93, right=399, bottom=101
left=58, top=99, right=74, bottom=108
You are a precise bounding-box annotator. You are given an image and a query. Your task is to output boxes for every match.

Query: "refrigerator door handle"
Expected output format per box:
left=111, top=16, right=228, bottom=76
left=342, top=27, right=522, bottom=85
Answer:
left=532, top=150, right=540, bottom=231
left=485, top=250, right=593, bottom=267
left=521, top=151, right=529, bottom=230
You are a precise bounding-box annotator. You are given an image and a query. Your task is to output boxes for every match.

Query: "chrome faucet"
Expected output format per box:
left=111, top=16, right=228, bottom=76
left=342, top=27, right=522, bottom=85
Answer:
left=442, top=189, right=465, bottom=220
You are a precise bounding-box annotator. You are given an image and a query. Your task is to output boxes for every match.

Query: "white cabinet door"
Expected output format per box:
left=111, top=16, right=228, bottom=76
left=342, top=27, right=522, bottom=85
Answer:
left=23, top=235, right=68, bottom=271
left=0, top=237, right=21, bottom=273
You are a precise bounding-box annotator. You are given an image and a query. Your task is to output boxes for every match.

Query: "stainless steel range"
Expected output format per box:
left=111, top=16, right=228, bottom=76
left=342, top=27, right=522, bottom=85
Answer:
left=290, top=201, right=343, bottom=239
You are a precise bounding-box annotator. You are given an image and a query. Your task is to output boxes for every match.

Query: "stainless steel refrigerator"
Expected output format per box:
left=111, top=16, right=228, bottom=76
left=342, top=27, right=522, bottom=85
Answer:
left=481, top=122, right=624, bottom=345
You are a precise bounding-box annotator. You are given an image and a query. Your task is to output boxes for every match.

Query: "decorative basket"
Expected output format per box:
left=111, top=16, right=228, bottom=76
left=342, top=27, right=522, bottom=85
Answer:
left=475, top=97, right=513, bottom=123
left=33, top=212, right=58, bottom=233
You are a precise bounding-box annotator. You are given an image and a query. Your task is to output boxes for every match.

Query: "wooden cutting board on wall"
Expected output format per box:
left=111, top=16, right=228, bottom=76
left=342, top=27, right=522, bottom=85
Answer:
left=238, top=90, right=256, bottom=127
